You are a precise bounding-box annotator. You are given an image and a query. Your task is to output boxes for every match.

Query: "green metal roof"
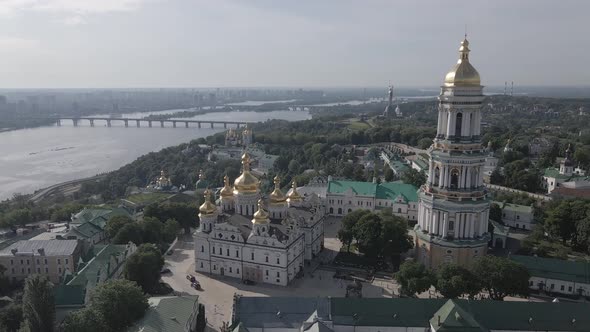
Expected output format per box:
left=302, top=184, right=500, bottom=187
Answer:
left=68, top=244, right=132, bottom=290
left=72, top=222, right=103, bottom=238
left=510, top=255, right=590, bottom=284
left=129, top=296, right=199, bottom=332
left=73, top=207, right=131, bottom=226
left=327, top=180, right=418, bottom=202
left=331, top=297, right=446, bottom=327
left=54, top=284, right=85, bottom=307
left=491, top=201, right=533, bottom=214
left=543, top=168, right=588, bottom=181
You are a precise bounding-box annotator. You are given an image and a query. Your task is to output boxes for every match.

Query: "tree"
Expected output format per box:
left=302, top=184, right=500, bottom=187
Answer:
left=139, top=217, right=164, bottom=245
left=124, top=243, right=164, bottom=293
left=90, top=279, right=148, bottom=332
left=105, top=215, right=133, bottom=238
left=61, top=308, right=107, bottom=332
left=471, top=256, right=530, bottom=300
left=145, top=202, right=197, bottom=234
left=401, top=169, right=426, bottom=188
left=489, top=203, right=503, bottom=223
left=380, top=214, right=413, bottom=269
left=337, top=210, right=371, bottom=252
left=353, top=213, right=383, bottom=262
left=163, top=219, right=180, bottom=243
left=544, top=201, right=575, bottom=244
left=0, top=303, right=23, bottom=332
left=436, top=264, right=481, bottom=299
left=395, top=260, right=435, bottom=297
left=113, top=223, right=143, bottom=245
left=384, top=167, right=394, bottom=182
left=2, top=209, right=33, bottom=228
left=22, top=275, right=55, bottom=332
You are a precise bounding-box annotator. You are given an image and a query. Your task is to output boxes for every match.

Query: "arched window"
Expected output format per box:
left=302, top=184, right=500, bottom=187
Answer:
left=449, top=220, right=455, bottom=231
left=338, top=208, right=342, bottom=214
left=450, top=169, right=460, bottom=189
left=455, top=112, right=463, bottom=137
left=329, top=207, right=334, bottom=214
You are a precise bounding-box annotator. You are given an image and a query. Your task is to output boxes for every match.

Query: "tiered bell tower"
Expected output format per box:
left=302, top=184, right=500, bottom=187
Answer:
left=414, top=36, right=490, bottom=269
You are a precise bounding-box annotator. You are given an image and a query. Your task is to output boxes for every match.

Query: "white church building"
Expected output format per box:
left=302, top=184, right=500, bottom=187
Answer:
left=194, top=152, right=325, bottom=286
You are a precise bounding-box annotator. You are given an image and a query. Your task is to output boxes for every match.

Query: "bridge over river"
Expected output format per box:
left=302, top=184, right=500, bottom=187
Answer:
left=47, top=117, right=252, bottom=129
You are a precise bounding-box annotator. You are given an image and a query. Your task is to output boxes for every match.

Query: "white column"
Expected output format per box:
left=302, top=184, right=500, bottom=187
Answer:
left=437, top=111, right=443, bottom=135
left=447, top=111, right=455, bottom=137
left=441, top=213, right=448, bottom=238
left=462, top=112, right=469, bottom=137
left=474, top=111, right=481, bottom=136
left=442, top=110, right=449, bottom=136
left=433, top=211, right=439, bottom=235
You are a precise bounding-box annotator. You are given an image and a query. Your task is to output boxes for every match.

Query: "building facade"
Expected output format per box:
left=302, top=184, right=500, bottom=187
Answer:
left=511, top=255, right=590, bottom=298
left=0, top=240, right=81, bottom=284
left=194, top=153, right=325, bottom=286
left=492, top=201, right=535, bottom=230
left=414, top=37, right=490, bottom=269
left=325, top=180, right=419, bottom=222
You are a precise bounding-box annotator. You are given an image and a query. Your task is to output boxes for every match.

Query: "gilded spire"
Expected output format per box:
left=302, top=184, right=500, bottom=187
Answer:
left=252, top=199, right=269, bottom=224
left=269, top=175, right=286, bottom=204
left=220, top=175, right=233, bottom=197
left=287, top=180, right=302, bottom=202
left=233, top=152, right=260, bottom=193
left=199, top=188, right=217, bottom=215
left=444, top=36, right=480, bottom=87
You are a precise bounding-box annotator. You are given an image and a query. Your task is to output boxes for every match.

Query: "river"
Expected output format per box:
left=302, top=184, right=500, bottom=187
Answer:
left=0, top=110, right=311, bottom=200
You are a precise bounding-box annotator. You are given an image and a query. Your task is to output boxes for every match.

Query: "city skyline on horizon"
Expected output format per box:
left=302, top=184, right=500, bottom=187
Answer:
left=1, top=0, right=589, bottom=88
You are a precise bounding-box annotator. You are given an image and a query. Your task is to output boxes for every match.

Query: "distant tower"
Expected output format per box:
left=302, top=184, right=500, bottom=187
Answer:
left=559, top=144, right=574, bottom=176
left=415, top=36, right=490, bottom=269
left=504, top=82, right=507, bottom=95
left=511, top=81, right=514, bottom=96
left=242, top=125, right=253, bottom=147
left=383, top=85, right=394, bottom=117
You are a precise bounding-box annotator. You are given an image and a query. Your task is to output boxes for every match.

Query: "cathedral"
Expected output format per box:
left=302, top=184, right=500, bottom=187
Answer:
left=193, top=152, right=325, bottom=286
left=414, top=36, right=490, bottom=269
left=225, top=126, right=253, bottom=147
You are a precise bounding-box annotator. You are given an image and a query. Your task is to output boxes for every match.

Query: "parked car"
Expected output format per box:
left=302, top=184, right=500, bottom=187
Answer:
left=160, top=268, right=171, bottom=274
left=186, top=274, right=196, bottom=283
left=242, top=279, right=255, bottom=285
left=191, top=281, right=201, bottom=290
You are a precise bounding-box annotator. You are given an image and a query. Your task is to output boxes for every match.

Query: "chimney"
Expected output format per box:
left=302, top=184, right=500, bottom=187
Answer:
left=37, top=248, right=45, bottom=256
left=10, top=248, right=17, bottom=255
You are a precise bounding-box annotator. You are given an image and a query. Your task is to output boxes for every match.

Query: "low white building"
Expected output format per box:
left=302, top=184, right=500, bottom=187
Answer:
left=325, top=179, right=419, bottom=222
left=511, top=255, right=590, bottom=297
left=194, top=153, right=324, bottom=286
left=543, top=145, right=590, bottom=194
left=492, top=201, right=535, bottom=230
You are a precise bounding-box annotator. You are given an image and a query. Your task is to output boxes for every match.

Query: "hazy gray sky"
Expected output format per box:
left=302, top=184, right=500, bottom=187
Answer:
left=0, top=0, right=588, bottom=88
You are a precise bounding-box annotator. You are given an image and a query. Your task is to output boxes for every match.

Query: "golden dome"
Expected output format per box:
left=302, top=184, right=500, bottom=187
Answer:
left=252, top=199, right=269, bottom=224
left=444, top=37, right=481, bottom=87
left=287, top=180, right=302, bottom=202
left=269, top=175, right=286, bottom=204
left=199, top=189, right=217, bottom=215
left=220, top=175, right=234, bottom=197
left=233, top=152, right=260, bottom=193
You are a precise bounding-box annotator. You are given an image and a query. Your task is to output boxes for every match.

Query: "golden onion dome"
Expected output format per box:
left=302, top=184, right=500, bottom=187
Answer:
left=252, top=199, right=269, bottom=224
left=233, top=152, right=260, bottom=193
left=220, top=175, right=234, bottom=197
left=287, top=180, right=302, bottom=202
left=199, top=189, right=217, bottom=215
left=269, top=175, right=287, bottom=204
left=444, top=37, right=481, bottom=87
